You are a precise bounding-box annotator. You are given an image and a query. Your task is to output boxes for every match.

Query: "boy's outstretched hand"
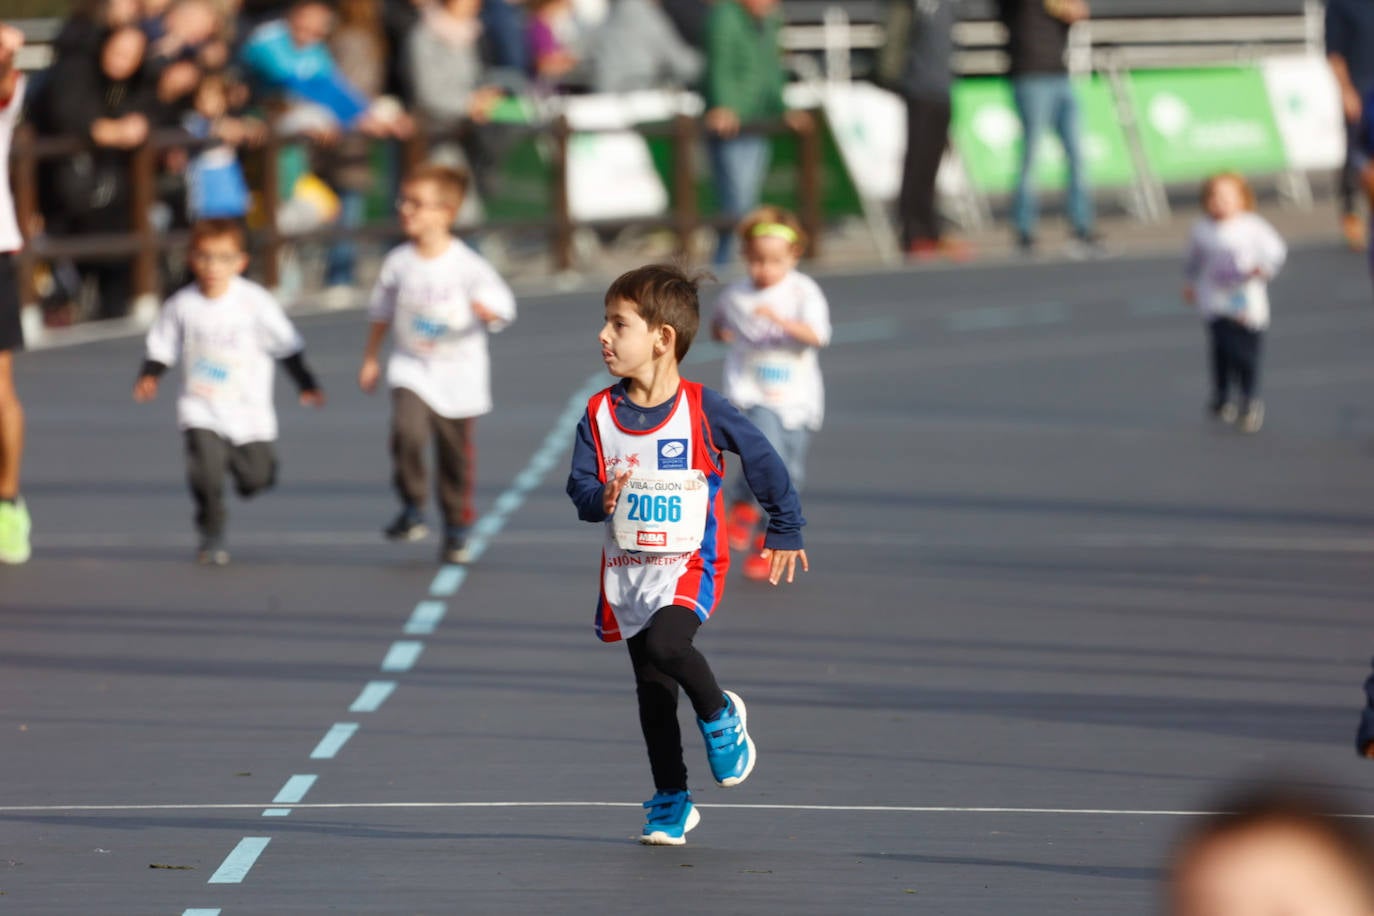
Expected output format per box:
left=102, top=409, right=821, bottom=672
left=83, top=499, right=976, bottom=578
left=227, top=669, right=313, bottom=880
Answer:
left=760, top=548, right=809, bottom=586
left=602, top=469, right=632, bottom=516
left=299, top=389, right=326, bottom=408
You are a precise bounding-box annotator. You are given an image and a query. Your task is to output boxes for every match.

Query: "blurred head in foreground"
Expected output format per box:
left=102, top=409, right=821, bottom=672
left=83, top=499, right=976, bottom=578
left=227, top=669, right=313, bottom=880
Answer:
left=1169, top=786, right=1374, bottom=916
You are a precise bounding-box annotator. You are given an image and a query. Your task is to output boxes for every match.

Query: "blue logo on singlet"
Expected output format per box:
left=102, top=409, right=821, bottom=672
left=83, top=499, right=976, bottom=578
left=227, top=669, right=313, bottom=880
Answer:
left=657, top=438, right=688, bottom=470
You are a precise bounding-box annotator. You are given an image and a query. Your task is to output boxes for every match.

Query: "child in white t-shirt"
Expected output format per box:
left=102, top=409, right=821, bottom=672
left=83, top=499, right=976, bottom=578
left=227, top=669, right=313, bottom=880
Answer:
left=358, top=164, right=516, bottom=564
left=135, top=219, right=324, bottom=565
left=710, top=205, right=831, bottom=579
left=1183, top=172, right=1287, bottom=434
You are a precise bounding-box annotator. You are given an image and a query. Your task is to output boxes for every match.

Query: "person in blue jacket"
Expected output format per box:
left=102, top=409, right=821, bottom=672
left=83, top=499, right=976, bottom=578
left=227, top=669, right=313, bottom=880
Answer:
left=566, top=264, right=809, bottom=845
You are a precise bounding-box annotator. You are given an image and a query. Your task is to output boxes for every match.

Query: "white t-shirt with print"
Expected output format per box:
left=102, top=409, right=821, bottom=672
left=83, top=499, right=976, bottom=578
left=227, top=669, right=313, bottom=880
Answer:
left=0, top=75, right=25, bottom=253
left=144, top=277, right=305, bottom=444
left=712, top=270, right=831, bottom=431
left=368, top=239, right=516, bottom=419
left=1184, top=212, right=1287, bottom=331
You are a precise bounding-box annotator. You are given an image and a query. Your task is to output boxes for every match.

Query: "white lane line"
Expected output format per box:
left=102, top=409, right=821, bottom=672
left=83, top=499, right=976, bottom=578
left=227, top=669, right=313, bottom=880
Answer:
left=207, top=837, right=271, bottom=884
left=380, top=640, right=424, bottom=673
left=349, top=680, right=397, bottom=713
left=9, top=801, right=1374, bottom=818
left=404, top=600, right=447, bottom=635
left=308, top=724, right=359, bottom=760
left=182, top=910, right=222, bottom=915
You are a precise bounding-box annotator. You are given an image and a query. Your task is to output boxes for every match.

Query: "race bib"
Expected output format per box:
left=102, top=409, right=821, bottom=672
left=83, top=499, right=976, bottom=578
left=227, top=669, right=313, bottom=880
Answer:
left=742, top=348, right=805, bottom=405
left=611, top=469, right=709, bottom=554
left=187, top=353, right=239, bottom=401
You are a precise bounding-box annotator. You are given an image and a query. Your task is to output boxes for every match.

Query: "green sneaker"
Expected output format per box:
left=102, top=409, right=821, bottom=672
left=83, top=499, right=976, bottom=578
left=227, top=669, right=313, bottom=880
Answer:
left=0, top=498, right=32, bottom=564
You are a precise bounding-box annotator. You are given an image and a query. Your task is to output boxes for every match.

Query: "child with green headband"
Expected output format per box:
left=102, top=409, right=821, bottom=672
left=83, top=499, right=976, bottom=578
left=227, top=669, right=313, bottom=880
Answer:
left=710, top=206, right=831, bottom=579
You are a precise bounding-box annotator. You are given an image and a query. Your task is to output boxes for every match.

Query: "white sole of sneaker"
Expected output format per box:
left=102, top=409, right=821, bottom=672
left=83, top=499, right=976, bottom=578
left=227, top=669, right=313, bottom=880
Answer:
left=640, top=805, right=700, bottom=846
left=387, top=525, right=429, bottom=543
left=716, top=690, right=757, bottom=788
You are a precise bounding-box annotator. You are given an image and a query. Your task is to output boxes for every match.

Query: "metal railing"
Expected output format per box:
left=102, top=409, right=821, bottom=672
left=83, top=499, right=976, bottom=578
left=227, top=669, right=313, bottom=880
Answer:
left=8, top=113, right=823, bottom=310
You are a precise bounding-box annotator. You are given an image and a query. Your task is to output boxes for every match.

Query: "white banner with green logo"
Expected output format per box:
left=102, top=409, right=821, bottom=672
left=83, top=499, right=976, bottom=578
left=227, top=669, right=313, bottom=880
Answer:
left=1127, top=67, right=1288, bottom=183
left=950, top=77, right=1136, bottom=194
left=1261, top=55, right=1345, bottom=172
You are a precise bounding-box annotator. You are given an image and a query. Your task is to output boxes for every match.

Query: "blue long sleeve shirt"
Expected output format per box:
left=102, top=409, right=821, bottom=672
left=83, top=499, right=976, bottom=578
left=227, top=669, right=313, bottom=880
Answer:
left=567, top=380, right=805, bottom=550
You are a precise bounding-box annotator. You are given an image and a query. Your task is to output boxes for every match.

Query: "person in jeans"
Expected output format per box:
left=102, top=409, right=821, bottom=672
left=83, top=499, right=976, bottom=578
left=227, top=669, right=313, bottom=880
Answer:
left=995, top=0, right=1101, bottom=256
left=702, top=0, right=808, bottom=266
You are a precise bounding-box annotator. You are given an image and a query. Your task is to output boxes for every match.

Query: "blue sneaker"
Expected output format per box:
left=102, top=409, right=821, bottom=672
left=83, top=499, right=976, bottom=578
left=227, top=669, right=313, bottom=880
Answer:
left=698, top=690, right=756, bottom=787
left=640, top=789, right=700, bottom=846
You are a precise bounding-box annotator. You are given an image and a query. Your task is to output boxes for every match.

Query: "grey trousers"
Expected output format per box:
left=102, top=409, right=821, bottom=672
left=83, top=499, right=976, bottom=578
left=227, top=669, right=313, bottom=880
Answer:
left=185, top=428, right=277, bottom=541
left=390, top=388, right=475, bottom=530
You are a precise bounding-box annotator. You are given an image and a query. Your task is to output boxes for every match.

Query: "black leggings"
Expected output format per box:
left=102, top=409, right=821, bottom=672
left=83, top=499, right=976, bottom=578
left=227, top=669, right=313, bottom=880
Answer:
left=626, top=605, right=725, bottom=792
left=1208, top=317, right=1263, bottom=407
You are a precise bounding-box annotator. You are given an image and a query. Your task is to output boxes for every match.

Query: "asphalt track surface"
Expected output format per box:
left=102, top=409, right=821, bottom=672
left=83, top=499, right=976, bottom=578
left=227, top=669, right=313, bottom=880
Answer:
left=3, top=246, right=1374, bottom=915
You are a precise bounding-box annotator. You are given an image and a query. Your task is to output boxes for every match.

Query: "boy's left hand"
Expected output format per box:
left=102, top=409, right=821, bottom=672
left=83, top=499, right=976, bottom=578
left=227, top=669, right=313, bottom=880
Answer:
left=299, top=389, right=326, bottom=408
left=760, top=548, right=809, bottom=586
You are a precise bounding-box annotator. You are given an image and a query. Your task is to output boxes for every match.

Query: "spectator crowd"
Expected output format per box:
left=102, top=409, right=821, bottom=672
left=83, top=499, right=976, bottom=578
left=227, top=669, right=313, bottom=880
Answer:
left=14, top=0, right=727, bottom=321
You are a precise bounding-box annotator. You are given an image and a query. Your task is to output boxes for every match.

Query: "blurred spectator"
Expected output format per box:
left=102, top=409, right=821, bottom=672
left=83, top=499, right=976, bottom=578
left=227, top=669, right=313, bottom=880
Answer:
left=877, top=0, right=967, bottom=262
left=409, top=0, right=504, bottom=127
left=589, top=0, right=701, bottom=94
left=995, top=0, right=1100, bottom=256
left=702, top=0, right=795, bottom=266
left=32, top=26, right=163, bottom=319
left=52, top=0, right=140, bottom=63
left=1168, top=785, right=1374, bottom=916
left=659, top=0, right=706, bottom=49
left=481, top=0, right=530, bottom=74
left=525, top=0, right=590, bottom=92
left=1325, top=0, right=1374, bottom=252
left=323, top=0, right=412, bottom=294
left=182, top=71, right=261, bottom=220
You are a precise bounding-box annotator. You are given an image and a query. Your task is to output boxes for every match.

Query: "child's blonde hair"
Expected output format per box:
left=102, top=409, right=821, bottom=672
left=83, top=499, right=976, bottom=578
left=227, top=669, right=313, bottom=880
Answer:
left=403, top=163, right=470, bottom=212
left=1200, top=172, right=1257, bottom=212
left=737, top=205, right=807, bottom=255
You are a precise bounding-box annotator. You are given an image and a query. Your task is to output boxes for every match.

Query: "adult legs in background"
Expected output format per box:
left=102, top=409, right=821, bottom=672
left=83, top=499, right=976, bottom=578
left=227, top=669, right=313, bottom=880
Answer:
left=0, top=252, right=28, bottom=564
left=1011, top=75, right=1056, bottom=247
left=900, top=93, right=953, bottom=251
left=324, top=189, right=366, bottom=291
left=1052, top=76, right=1095, bottom=239
left=708, top=134, right=771, bottom=266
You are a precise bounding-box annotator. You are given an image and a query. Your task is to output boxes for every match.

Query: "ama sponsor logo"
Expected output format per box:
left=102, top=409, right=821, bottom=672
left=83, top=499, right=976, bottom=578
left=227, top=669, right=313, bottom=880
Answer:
left=657, top=438, right=688, bottom=470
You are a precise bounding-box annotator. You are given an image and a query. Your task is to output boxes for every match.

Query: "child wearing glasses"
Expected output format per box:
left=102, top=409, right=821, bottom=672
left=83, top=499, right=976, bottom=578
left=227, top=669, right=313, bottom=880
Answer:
left=134, top=219, right=325, bottom=565
left=710, top=206, right=831, bottom=579
left=358, top=164, right=517, bottom=563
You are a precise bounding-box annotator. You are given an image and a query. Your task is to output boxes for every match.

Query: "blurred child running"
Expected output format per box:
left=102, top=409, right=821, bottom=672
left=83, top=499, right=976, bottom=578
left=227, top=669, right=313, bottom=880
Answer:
left=1183, top=172, right=1286, bottom=434
left=566, top=263, right=809, bottom=845
left=134, top=219, right=324, bottom=564
left=710, top=205, right=830, bottom=578
left=358, top=164, right=516, bottom=564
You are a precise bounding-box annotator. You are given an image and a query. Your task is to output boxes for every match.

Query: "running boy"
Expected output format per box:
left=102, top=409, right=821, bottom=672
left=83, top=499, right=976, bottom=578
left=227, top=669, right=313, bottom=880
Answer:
left=711, top=205, right=830, bottom=578
left=1183, top=172, right=1286, bottom=434
left=134, top=219, right=324, bottom=564
left=359, top=164, right=516, bottom=564
left=566, top=264, right=809, bottom=846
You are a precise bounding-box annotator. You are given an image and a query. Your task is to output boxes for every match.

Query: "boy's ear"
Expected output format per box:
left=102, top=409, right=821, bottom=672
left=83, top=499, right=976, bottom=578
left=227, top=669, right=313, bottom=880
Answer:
left=656, top=323, right=677, bottom=356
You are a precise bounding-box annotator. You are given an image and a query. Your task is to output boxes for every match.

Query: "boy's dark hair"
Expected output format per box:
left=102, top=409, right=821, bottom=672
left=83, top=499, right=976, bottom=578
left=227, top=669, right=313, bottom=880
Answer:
left=605, top=264, right=704, bottom=363
left=403, top=163, right=470, bottom=211
left=1170, top=785, right=1374, bottom=902
left=190, top=218, right=247, bottom=252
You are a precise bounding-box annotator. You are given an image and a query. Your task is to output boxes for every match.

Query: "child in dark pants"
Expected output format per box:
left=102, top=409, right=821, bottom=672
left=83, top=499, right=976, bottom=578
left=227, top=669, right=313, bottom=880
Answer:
left=566, top=264, right=809, bottom=845
left=135, top=219, right=324, bottom=564
left=1183, top=172, right=1286, bottom=434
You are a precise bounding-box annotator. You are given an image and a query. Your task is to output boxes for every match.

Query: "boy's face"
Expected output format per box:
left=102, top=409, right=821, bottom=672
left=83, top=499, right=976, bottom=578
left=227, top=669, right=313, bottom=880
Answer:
left=744, top=234, right=799, bottom=290
left=189, top=234, right=249, bottom=296
left=599, top=298, right=664, bottom=378
left=397, top=180, right=458, bottom=240
left=1172, top=825, right=1374, bottom=916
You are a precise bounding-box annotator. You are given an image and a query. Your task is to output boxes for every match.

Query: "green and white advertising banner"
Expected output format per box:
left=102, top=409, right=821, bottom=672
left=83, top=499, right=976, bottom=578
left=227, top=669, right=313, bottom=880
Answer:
left=1127, top=67, right=1288, bottom=183
left=950, top=77, right=1136, bottom=194
left=1261, top=54, right=1345, bottom=172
